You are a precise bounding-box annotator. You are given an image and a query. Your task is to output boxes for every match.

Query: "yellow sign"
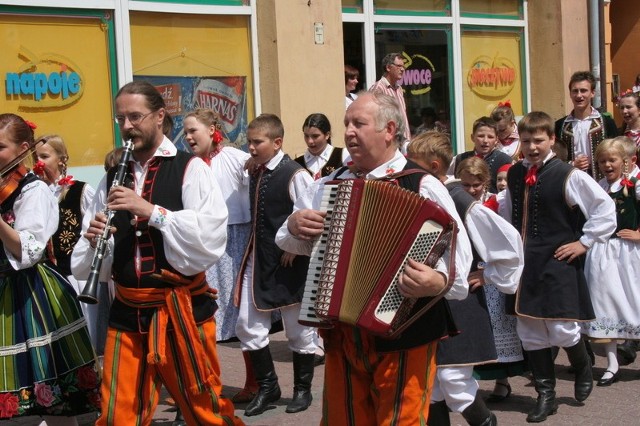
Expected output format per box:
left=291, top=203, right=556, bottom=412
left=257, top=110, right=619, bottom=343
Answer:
left=5, top=46, right=85, bottom=109
left=460, top=30, right=524, bottom=152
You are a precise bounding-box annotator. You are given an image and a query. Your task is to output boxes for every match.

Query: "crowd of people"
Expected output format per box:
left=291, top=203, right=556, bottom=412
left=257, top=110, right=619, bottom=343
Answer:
left=0, top=64, right=638, bottom=426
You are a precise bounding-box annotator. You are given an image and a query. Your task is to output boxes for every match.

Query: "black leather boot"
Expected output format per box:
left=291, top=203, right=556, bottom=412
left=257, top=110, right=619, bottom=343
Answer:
left=285, top=352, right=315, bottom=413
left=461, top=395, right=497, bottom=426
left=617, top=340, right=638, bottom=366
left=245, top=346, right=282, bottom=416
left=526, top=348, right=558, bottom=423
left=427, top=400, right=451, bottom=426
left=564, top=339, right=594, bottom=402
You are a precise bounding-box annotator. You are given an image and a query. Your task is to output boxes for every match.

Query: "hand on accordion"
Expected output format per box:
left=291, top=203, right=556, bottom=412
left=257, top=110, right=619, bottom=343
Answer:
left=397, top=258, right=448, bottom=298
left=288, top=209, right=326, bottom=240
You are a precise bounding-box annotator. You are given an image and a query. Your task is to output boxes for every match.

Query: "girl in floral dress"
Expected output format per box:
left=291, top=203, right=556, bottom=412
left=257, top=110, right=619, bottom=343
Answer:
left=32, top=135, right=99, bottom=352
left=0, top=114, right=100, bottom=424
left=584, top=136, right=640, bottom=386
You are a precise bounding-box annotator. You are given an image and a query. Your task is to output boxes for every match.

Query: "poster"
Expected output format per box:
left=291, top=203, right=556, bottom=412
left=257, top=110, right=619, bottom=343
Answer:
left=134, top=75, right=248, bottom=152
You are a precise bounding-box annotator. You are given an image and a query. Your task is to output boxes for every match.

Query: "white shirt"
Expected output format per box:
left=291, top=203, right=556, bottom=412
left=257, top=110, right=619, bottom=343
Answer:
left=71, top=137, right=229, bottom=281
left=275, top=150, right=472, bottom=301
left=499, top=154, right=616, bottom=249
left=4, top=177, right=59, bottom=271
left=50, top=180, right=95, bottom=218
left=346, top=93, right=358, bottom=109
left=300, top=145, right=350, bottom=180
left=565, top=107, right=602, bottom=165
left=210, top=147, right=251, bottom=225
left=265, top=150, right=314, bottom=201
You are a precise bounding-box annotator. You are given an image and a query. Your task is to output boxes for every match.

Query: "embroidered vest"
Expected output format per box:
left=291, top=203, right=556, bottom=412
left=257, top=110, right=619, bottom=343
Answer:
left=48, top=182, right=85, bottom=276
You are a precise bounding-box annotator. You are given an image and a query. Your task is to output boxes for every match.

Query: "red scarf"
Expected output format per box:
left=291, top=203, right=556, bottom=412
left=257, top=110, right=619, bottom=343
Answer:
left=525, top=165, right=538, bottom=186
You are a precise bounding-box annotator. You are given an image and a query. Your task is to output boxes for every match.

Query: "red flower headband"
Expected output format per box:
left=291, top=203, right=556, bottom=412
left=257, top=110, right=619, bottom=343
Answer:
left=497, top=100, right=511, bottom=108
left=615, top=88, right=635, bottom=106
left=24, top=120, right=37, bottom=129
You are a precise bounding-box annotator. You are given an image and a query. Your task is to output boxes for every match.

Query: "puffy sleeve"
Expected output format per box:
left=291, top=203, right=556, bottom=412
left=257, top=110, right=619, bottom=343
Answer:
left=5, top=179, right=59, bottom=270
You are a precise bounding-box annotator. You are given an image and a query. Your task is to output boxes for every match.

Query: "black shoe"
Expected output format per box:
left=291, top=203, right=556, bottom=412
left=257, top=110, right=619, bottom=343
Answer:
left=285, top=352, right=315, bottom=413
left=597, top=370, right=619, bottom=387
left=617, top=341, right=637, bottom=366
left=313, top=353, right=325, bottom=366
left=486, top=382, right=511, bottom=403
left=245, top=346, right=282, bottom=417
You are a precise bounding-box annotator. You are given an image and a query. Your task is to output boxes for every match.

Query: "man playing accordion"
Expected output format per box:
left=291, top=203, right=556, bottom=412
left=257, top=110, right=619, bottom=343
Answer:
left=276, top=91, right=472, bottom=425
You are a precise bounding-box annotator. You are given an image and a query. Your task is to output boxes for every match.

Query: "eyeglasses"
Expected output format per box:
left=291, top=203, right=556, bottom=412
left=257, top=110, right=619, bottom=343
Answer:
left=114, top=111, right=154, bottom=126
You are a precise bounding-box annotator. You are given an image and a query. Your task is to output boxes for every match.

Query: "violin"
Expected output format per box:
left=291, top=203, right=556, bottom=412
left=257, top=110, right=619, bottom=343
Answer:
left=0, top=164, right=29, bottom=205
left=0, top=139, right=46, bottom=205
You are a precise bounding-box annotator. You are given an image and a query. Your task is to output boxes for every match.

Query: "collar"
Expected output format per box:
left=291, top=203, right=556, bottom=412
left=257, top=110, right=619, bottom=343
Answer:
left=364, top=150, right=406, bottom=178
left=522, top=151, right=555, bottom=169
left=263, top=150, right=284, bottom=171
left=380, top=76, right=400, bottom=89
left=566, top=106, right=600, bottom=122
left=304, top=144, right=333, bottom=163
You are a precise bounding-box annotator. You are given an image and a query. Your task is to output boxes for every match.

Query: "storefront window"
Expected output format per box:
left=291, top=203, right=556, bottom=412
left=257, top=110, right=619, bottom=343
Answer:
left=459, top=0, right=522, bottom=19
left=130, top=12, right=253, bottom=150
left=374, top=0, right=450, bottom=16
left=460, top=27, right=525, bottom=150
left=374, top=25, right=453, bottom=140
left=1, top=8, right=117, bottom=167
left=342, top=0, right=363, bottom=13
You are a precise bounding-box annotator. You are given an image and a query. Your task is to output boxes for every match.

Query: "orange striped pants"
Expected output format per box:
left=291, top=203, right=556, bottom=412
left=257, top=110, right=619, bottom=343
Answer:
left=320, top=323, right=438, bottom=426
left=97, top=319, right=243, bottom=426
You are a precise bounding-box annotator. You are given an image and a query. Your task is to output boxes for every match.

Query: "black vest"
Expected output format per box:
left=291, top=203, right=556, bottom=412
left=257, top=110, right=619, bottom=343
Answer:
left=507, top=158, right=594, bottom=320
left=49, top=182, right=86, bottom=276
left=108, top=152, right=216, bottom=332
left=249, top=155, right=310, bottom=310
left=295, top=146, right=344, bottom=178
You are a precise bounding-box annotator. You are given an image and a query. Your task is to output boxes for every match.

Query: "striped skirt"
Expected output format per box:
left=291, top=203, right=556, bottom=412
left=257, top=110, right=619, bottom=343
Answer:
left=0, top=263, right=100, bottom=419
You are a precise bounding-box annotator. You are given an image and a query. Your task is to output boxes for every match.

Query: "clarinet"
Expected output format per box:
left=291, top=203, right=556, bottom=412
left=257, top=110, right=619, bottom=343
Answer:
left=78, top=140, right=134, bottom=304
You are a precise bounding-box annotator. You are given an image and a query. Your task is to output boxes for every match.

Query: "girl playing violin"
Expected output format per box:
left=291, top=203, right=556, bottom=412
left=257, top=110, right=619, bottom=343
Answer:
left=0, top=114, right=100, bottom=424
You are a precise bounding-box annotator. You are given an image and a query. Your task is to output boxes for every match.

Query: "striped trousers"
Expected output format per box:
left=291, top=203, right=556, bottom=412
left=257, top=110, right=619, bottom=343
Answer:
left=320, top=323, right=438, bottom=426
left=97, top=319, right=243, bottom=426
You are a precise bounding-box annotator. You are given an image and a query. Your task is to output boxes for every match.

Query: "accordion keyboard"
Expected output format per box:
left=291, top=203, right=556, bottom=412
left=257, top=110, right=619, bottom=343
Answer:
left=298, top=183, right=340, bottom=327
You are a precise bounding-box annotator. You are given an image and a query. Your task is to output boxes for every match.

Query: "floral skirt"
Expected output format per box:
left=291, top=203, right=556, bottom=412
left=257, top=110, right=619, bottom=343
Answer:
left=0, top=263, right=101, bottom=419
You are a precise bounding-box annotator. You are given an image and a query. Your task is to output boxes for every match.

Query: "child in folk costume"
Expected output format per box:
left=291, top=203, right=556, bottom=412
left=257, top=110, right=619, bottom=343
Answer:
left=501, top=111, right=616, bottom=423
left=491, top=101, right=521, bottom=160
left=583, top=136, right=640, bottom=386
left=448, top=117, right=513, bottom=193
left=456, top=156, right=499, bottom=212
left=182, top=108, right=268, bottom=408
left=408, top=131, right=524, bottom=425
left=0, top=114, right=101, bottom=424
left=32, top=135, right=99, bottom=349
left=295, top=113, right=349, bottom=180
left=235, top=114, right=317, bottom=416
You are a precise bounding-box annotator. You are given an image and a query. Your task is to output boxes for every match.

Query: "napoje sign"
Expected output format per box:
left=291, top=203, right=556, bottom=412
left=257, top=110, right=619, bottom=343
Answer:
left=4, top=46, right=84, bottom=109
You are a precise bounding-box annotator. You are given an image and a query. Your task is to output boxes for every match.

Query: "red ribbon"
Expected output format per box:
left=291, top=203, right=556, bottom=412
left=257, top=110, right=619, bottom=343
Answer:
left=525, top=165, right=538, bottom=186
left=483, top=195, right=499, bottom=212
left=58, top=175, right=75, bottom=186
left=33, top=160, right=46, bottom=177
left=24, top=120, right=37, bottom=129
left=498, top=100, right=512, bottom=108
left=211, top=130, right=223, bottom=144
left=621, top=177, right=635, bottom=188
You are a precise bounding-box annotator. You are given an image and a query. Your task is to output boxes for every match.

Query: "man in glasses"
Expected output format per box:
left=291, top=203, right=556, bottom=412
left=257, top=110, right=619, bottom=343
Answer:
left=369, top=52, right=412, bottom=152
left=72, top=80, right=243, bottom=425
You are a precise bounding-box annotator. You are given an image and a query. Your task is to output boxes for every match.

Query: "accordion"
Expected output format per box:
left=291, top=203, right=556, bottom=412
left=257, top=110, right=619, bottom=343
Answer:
left=299, top=177, right=457, bottom=338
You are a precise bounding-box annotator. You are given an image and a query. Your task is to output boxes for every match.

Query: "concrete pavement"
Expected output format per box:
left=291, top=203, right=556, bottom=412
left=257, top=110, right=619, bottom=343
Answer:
left=6, top=331, right=640, bottom=425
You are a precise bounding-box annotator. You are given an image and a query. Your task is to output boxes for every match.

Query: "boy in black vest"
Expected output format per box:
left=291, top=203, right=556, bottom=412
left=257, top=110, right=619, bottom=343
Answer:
left=503, top=111, right=616, bottom=422
left=235, top=113, right=317, bottom=416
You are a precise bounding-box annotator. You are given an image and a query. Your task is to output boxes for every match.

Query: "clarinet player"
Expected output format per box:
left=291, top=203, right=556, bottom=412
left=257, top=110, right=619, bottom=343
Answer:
left=275, top=91, right=473, bottom=425
left=71, top=81, right=243, bottom=426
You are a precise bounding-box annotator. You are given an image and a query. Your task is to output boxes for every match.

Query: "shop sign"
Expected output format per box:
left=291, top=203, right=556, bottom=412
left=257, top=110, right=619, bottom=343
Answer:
left=401, top=53, right=435, bottom=96
left=467, top=54, right=516, bottom=98
left=4, top=48, right=84, bottom=109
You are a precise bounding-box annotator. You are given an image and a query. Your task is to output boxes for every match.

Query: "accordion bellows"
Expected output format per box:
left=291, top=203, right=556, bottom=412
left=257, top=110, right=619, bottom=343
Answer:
left=300, top=178, right=457, bottom=338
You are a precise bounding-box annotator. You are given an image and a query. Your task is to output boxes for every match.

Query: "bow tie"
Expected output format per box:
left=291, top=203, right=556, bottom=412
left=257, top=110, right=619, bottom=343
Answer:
left=525, top=165, right=538, bottom=186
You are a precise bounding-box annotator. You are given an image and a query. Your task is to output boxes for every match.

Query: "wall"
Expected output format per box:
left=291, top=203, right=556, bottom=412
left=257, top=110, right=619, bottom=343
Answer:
left=610, top=0, right=640, bottom=124
left=256, top=0, right=345, bottom=158
left=527, top=0, right=589, bottom=119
